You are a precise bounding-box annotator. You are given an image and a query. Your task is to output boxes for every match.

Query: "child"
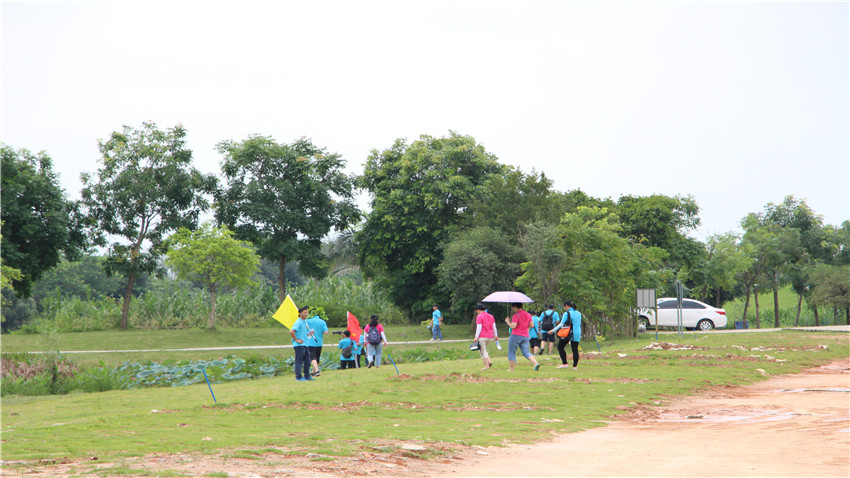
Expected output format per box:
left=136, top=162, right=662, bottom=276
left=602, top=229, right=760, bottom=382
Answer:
left=354, top=331, right=365, bottom=368
left=338, top=331, right=356, bottom=369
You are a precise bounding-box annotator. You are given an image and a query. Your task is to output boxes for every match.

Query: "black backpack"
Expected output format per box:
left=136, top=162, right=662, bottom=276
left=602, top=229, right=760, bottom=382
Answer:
left=541, top=310, right=555, bottom=331
left=366, top=326, right=382, bottom=345
left=341, top=343, right=353, bottom=359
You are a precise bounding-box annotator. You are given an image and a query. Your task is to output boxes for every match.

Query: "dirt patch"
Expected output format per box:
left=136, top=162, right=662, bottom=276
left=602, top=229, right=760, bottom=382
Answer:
left=4, top=359, right=848, bottom=477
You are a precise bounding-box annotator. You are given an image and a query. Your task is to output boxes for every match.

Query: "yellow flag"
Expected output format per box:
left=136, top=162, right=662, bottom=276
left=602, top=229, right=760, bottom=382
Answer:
left=272, top=294, right=299, bottom=329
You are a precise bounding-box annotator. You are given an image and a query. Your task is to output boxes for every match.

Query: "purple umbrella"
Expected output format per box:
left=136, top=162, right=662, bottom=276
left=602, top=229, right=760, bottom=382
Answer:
left=481, top=291, right=534, bottom=303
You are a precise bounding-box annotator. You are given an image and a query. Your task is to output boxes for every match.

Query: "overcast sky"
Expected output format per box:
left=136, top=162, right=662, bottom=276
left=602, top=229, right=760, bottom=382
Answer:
left=2, top=0, right=848, bottom=240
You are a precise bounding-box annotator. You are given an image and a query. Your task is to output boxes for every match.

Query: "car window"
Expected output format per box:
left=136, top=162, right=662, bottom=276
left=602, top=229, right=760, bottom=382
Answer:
left=682, top=300, right=705, bottom=309
left=658, top=300, right=677, bottom=309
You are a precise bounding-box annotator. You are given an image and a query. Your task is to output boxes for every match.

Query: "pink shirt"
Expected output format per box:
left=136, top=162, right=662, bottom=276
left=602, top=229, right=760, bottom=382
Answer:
left=510, top=309, right=532, bottom=337
left=476, top=312, right=496, bottom=338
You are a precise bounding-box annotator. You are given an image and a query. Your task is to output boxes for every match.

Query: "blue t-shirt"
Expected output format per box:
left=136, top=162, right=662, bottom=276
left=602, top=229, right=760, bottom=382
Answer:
left=529, top=315, right=540, bottom=339
left=291, top=318, right=309, bottom=347
left=353, top=335, right=364, bottom=355
left=432, top=309, right=442, bottom=326
left=305, top=316, right=328, bottom=347
left=552, top=308, right=582, bottom=342
left=338, top=337, right=355, bottom=361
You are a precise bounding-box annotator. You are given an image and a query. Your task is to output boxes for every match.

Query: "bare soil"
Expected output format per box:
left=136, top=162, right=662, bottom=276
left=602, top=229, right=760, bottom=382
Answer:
left=4, top=359, right=848, bottom=477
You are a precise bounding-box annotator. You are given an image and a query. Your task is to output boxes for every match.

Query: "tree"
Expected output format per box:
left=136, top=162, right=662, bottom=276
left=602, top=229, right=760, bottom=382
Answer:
left=165, top=223, right=260, bottom=328
left=809, top=264, right=850, bottom=325
left=215, top=135, right=359, bottom=302
left=681, top=232, right=750, bottom=307
left=1, top=145, right=86, bottom=296
left=436, top=226, right=524, bottom=315
left=616, top=194, right=700, bottom=250
left=468, top=168, right=564, bottom=238
left=515, top=221, right=567, bottom=307
left=357, top=132, right=504, bottom=315
left=541, top=206, right=667, bottom=338
left=80, top=122, right=216, bottom=328
left=740, top=212, right=799, bottom=328
left=30, top=254, right=140, bottom=302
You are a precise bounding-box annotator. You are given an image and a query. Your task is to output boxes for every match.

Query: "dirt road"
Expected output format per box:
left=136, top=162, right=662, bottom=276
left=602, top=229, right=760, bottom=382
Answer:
left=433, top=358, right=850, bottom=477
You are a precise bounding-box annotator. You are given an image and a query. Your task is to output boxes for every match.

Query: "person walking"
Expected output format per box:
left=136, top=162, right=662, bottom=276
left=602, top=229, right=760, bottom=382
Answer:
left=473, top=303, right=499, bottom=369
left=548, top=300, right=582, bottom=369
left=505, top=303, right=541, bottom=372
left=338, top=331, right=357, bottom=370
left=306, top=312, right=328, bottom=377
left=430, top=305, right=443, bottom=342
left=538, top=305, right=559, bottom=355
left=528, top=310, right=541, bottom=355
left=354, top=332, right=364, bottom=368
left=363, top=315, right=388, bottom=368
left=289, top=306, right=314, bottom=381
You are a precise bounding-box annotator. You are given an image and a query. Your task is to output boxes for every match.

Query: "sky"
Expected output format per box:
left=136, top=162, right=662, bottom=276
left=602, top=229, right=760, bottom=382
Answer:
left=2, top=0, right=848, bottom=241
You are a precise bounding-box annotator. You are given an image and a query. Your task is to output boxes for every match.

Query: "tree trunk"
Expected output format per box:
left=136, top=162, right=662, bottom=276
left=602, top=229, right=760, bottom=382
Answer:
left=715, top=287, right=721, bottom=308
left=813, top=302, right=820, bottom=326
left=754, top=288, right=761, bottom=329
left=845, top=306, right=849, bottom=326
left=772, top=281, right=780, bottom=328
left=794, top=294, right=803, bottom=326
left=742, top=285, right=751, bottom=326
left=208, top=284, right=217, bottom=329
left=278, top=253, right=287, bottom=303
left=120, top=273, right=137, bottom=329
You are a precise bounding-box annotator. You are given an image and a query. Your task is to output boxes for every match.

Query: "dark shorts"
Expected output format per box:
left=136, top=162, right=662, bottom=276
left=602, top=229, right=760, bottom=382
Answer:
left=309, top=346, right=322, bottom=361
left=541, top=331, right=555, bottom=342
left=529, top=338, right=541, bottom=348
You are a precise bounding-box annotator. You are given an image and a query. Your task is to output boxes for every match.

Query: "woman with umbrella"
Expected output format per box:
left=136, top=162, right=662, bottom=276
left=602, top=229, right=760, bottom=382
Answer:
left=505, top=303, right=541, bottom=372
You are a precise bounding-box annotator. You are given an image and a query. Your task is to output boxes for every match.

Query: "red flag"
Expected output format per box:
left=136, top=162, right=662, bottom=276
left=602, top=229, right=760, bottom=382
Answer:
left=347, top=311, right=362, bottom=342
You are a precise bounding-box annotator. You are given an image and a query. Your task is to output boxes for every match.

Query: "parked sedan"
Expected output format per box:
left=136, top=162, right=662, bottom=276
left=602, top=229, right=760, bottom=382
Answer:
left=638, top=298, right=728, bottom=331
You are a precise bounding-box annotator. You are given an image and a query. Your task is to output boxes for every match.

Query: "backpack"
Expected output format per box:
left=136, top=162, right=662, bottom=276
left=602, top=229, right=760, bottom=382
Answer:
left=341, top=343, right=353, bottom=359
left=541, top=311, right=555, bottom=331
left=366, top=326, right=382, bottom=346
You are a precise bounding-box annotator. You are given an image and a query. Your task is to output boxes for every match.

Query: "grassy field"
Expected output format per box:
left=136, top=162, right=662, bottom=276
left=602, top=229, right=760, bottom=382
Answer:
left=2, top=327, right=848, bottom=475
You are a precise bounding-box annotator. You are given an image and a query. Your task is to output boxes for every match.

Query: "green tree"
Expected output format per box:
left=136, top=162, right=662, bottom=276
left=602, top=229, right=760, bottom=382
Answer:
left=515, top=221, right=567, bottom=307
left=436, top=226, right=524, bottom=316
left=165, top=224, right=260, bottom=328
left=809, top=264, right=850, bottom=325
left=681, top=232, right=750, bottom=307
left=616, top=194, right=700, bottom=249
left=546, top=206, right=666, bottom=338
left=80, top=122, right=216, bottom=329
left=215, top=136, right=359, bottom=302
left=357, top=132, right=504, bottom=316
left=30, top=254, right=146, bottom=302
left=739, top=212, right=799, bottom=328
left=468, top=168, right=564, bottom=238
left=1, top=145, right=86, bottom=296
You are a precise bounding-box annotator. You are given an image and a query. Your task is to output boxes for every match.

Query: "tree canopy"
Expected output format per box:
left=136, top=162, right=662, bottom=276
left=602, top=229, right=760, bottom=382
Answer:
left=1, top=145, right=86, bottom=296
left=357, top=132, right=504, bottom=315
left=165, top=223, right=260, bottom=328
left=80, top=122, right=216, bottom=328
left=215, top=135, right=359, bottom=301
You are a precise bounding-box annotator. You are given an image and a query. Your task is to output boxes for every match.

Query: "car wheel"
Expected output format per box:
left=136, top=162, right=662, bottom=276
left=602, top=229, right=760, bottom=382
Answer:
left=638, top=316, right=650, bottom=329
left=697, top=319, right=714, bottom=331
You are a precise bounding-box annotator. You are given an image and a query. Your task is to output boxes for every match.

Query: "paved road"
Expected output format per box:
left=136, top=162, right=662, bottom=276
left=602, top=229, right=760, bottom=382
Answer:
left=31, top=326, right=848, bottom=354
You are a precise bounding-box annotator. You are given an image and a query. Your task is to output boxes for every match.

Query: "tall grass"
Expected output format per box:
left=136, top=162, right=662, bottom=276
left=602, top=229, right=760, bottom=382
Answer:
left=18, top=277, right=405, bottom=333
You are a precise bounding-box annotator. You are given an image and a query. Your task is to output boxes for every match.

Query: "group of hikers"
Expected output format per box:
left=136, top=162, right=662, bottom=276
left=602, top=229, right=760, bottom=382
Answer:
left=472, top=301, right=583, bottom=372
left=288, top=306, right=389, bottom=381
left=287, top=300, right=583, bottom=382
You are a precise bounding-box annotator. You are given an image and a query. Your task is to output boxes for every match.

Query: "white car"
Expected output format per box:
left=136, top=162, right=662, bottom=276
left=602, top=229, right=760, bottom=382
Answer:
left=638, top=298, right=728, bottom=331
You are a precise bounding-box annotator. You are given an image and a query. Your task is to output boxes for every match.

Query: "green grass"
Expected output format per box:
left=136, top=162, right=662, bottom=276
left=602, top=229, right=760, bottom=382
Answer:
left=722, top=285, right=800, bottom=319
left=0, top=325, right=475, bottom=367
left=2, top=329, right=847, bottom=468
